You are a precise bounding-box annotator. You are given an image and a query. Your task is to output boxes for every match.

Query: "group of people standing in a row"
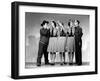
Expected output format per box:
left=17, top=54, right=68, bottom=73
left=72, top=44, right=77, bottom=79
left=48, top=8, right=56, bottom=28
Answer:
left=37, top=19, right=83, bottom=66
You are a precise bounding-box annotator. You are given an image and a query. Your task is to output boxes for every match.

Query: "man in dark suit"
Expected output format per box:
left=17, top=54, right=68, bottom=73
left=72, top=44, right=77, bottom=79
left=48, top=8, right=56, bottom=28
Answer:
left=74, top=20, right=83, bottom=65
left=37, top=20, right=50, bottom=66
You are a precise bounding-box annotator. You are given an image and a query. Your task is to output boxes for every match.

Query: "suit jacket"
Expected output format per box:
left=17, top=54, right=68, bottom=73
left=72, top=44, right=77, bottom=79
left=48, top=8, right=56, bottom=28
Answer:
left=40, top=28, right=50, bottom=45
left=74, top=26, right=83, bottom=42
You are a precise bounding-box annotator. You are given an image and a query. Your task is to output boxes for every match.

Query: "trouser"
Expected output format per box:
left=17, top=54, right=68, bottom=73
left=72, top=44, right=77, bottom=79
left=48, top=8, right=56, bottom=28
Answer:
left=75, top=40, right=82, bottom=65
left=37, top=42, right=49, bottom=65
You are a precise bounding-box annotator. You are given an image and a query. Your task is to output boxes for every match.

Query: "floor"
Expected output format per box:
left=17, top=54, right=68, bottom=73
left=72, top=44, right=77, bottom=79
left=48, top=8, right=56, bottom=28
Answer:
left=25, top=62, right=90, bottom=69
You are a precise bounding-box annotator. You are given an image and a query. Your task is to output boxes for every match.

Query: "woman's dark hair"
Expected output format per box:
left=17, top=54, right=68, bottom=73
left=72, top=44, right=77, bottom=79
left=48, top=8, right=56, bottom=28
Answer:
left=41, top=20, right=49, bottom=27
left=68, top=21, right=71, bottom=26
left=52, top=21, right=56, bottom=27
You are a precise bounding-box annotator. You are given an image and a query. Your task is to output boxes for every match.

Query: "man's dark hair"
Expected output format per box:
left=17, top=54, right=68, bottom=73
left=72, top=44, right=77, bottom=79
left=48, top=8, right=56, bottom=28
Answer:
left=41, top=20, right=49, bottom=27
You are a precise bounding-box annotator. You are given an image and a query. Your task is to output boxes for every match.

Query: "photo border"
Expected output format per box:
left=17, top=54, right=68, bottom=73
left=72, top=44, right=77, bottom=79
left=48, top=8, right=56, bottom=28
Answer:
left=11, top=1, right=98, bottom=79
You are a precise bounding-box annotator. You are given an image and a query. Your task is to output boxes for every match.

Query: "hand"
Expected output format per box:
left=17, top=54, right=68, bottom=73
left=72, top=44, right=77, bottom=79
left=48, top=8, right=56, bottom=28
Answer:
left=47, top=26, right=50, bottom=29
left=65, top=47, right=68, bottom=51
left=57, top=21, right=62, bottom=26
left=79, top=42, right=81, bottom=46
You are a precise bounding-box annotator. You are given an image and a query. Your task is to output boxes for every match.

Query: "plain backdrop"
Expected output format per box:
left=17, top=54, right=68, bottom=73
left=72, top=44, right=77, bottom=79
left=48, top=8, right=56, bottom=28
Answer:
left=0, top=0, right=99, bottom=81
left=25, top=12, right=89, bottom=63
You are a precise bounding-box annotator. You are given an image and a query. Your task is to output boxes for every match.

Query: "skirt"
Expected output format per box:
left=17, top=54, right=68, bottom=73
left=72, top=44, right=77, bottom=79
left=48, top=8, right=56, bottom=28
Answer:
left=66, top=37, right=75, bottom=53
left=56, top=37, right=66, bottom=52
left=47, top=37, right=58, bottom=52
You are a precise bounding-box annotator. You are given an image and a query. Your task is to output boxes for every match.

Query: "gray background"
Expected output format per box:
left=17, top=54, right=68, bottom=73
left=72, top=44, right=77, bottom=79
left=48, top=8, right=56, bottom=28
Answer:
left=25, top=12, right=90, bottom=64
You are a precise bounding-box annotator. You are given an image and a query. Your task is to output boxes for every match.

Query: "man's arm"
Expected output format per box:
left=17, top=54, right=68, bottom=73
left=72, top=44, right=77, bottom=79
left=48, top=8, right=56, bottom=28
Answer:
left=79, top=28, right=83, bottom=37
left=40, top=28, right=50, bottom=36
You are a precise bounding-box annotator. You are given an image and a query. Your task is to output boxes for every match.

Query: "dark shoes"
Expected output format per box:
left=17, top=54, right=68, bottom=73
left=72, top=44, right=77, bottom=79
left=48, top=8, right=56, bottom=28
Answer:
left=77, top=63, right=82, bottom=66
left=69, top=63, right=73, bottom=65
left=75, top=62, right=82, bottom=66
left=45, top=62, right=50, bottom=65
left=60, top=62, right=67, bottom=65
left=50, top=63, right=55, bottom=66
left=63, top=62, right=67, bottom=65
left=60, top=63, right=64, bottom=65
left=37, top=62, right=50, bottom=66
left=37, top=64, right=41, bottom=67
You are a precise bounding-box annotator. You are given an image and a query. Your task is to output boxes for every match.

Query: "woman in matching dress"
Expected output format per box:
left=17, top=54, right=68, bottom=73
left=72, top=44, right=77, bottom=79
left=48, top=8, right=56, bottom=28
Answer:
left=47, top=21, right=58, bottom=65
left=48, top=20, right=75, bottom=65
left=56, top=21, right=66, bottom=65
left=65, top=20, right=75, bottom=65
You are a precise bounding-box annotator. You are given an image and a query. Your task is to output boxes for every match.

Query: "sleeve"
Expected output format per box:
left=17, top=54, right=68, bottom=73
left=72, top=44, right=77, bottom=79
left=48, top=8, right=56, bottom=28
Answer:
left=47, top=29, right=50, bottom=37
left=79, top=28, right=83, bottom=38
left=40, top=29, right=49, bottom=36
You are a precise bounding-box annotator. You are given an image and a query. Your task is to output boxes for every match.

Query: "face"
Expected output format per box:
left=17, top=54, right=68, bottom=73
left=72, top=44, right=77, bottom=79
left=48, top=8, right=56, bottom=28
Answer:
left=74, top=20, right=78, bottom=27
left=70, top=22, right=73, bottom=27
left=51, top=22, right=55, bottom=28
left=43, top=23, right=48, bottom=29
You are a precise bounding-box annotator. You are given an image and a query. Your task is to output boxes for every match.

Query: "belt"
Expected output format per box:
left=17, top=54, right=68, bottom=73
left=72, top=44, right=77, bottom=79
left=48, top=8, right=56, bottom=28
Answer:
left=39, top=41, right=48, bottom=46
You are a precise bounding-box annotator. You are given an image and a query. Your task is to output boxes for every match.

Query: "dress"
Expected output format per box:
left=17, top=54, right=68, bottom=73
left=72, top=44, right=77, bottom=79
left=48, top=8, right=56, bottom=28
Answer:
left=47, top=28, right=58, bottom=52
left=56, top=29, right=66, bottom=52
left=66, top=27, right=75, bottom=53
left=48, top=27, right=66, bottom=52
left=67, top=37, right=75, bottom=52
left=56, top=37, right=66, bottom=52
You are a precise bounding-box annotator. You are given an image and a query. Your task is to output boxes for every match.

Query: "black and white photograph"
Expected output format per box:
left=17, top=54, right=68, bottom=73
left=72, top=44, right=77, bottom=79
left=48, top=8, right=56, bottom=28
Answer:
left=25, top=12, right=89, bottom=68
left=11, top=2, right=97, bottom=79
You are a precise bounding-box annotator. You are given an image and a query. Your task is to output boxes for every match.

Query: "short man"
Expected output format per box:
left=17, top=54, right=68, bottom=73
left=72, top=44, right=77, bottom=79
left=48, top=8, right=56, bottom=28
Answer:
left=37, top=20, right=50, bottom=66
left=74, top=20, right=83, bottom=65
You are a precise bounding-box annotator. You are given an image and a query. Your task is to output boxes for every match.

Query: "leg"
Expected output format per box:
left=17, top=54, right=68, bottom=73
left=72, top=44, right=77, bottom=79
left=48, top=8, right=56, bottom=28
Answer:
left=75, top=41, right=79, bottom=64
left=66, top=52, right=69, bottom=64
left=78, top=40, right=82, bottom=65
left=37, top=42, right=43, bottom=66
left=59, top=52, right=63, bottom=65
left=78, top=48, right=82, bottom=65
left=43, top=45, right=49, bottom=64
left=71, top=52, right=74, bottom=64
left=52, top=52, right=56, bottom=65
left=50, top=52, right=53, bottom=63
left=68, top=52, right=71, bottom=64
left=75, top=41, right=82, bottom=65
left=69, top=52, right=73, bottom=65
left=63, top=52, right=66, bottom=64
